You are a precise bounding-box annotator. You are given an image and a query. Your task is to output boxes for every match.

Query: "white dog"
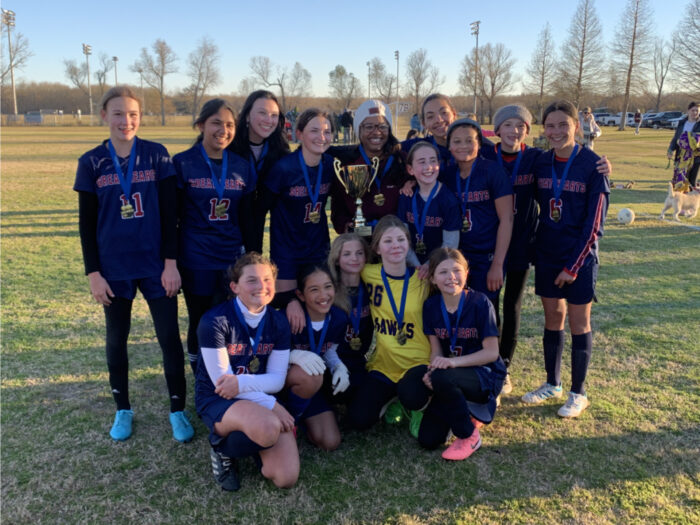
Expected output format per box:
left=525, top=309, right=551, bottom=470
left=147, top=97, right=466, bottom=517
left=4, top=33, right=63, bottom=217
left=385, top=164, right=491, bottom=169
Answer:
left=659, top=182, right=700, bottom=221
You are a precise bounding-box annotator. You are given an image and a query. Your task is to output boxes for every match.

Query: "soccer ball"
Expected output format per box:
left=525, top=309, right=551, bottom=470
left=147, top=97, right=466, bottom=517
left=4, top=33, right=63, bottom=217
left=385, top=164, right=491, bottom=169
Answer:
left=617, top=208, right=635, bottom=225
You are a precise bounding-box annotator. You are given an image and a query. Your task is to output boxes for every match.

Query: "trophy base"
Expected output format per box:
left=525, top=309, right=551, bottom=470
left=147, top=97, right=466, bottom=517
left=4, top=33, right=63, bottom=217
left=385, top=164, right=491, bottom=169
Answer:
left=354, top=224, right=372, bottom=237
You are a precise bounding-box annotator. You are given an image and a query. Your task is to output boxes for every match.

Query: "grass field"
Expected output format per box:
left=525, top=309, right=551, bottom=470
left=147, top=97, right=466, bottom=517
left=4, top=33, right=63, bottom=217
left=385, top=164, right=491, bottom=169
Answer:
left=1, top=126, right=699, bottom=525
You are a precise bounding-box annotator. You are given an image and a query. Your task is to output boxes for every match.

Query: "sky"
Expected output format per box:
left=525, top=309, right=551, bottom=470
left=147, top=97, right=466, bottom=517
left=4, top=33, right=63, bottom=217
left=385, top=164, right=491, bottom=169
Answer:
left=3, top=0, right=691, bottom=99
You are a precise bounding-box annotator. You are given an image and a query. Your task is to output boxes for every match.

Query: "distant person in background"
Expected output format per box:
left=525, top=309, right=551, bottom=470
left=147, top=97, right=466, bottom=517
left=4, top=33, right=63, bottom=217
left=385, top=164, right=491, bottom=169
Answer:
left=667, top=101, right=700, bottom=189
left=577, top=107, right=601, bottom=150
left=634, top=109, right=642, bottom=135
left=410, top=113, right=423, bottom=136
left=341, top=109, right=353, bottom=144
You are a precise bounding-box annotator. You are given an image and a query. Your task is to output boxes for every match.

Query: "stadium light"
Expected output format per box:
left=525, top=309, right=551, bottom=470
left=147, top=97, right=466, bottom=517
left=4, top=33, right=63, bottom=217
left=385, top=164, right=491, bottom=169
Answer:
left=112, top=56, right=118, bottom=85
left=470, top=20, right=480, bottom=117
left=394, top=50, right=399, bottom=137
left=82, top=43, right=93, bottom=122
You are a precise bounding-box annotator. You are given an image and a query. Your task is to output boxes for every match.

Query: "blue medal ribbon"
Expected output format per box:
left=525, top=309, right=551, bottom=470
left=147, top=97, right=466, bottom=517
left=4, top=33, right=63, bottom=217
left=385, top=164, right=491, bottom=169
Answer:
left=496, top=143, right=524, bottom=187
left=456, top=158, right=477, bottom=220
left=232, top=299, right=267, bottom=361
left=298, top=149, right=323, bottom=208
left=380, top=267, right=410, bottom=334
left=199, top=143, right=228, bottom=201
left=349, top=284, right=364, bottom=337
left=411, top=181, right=439, bottom=243
left=359, top=144, right=394, bottom=192
left=440, top=291, right=466, bottom=354
left=108, top=138, right=137, bottom=202
left=551, top=144, right=579, bottom=203
left=304, top=310, right=331, bottom=356
left=248, top=141, right=269, bottom=179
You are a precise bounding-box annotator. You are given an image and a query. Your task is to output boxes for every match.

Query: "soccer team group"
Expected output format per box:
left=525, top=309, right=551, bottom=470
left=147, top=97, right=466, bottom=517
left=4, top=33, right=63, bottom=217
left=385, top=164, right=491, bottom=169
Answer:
left=75, top=86, right=612, bottom=490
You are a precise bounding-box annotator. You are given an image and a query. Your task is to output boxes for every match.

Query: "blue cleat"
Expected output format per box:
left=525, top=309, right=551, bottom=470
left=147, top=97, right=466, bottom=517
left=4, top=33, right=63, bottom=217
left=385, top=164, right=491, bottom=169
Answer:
left=169, top=411, right=194, bottom=443
left=110, top=409, right=133, bottom=441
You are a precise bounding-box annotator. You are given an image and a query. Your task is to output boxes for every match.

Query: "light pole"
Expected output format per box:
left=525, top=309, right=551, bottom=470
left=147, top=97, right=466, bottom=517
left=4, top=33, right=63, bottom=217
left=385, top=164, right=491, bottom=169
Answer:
left=82, top=43, right=93, bottom=123
left=2, top=9, right=18, bottom=116
left=112, top=56, right=118, bottom=85
left=394, top=50, right=400, bottom=137
left=470, top=20, right=480, bottom=117
left=366, top=61, right=371, bottom=99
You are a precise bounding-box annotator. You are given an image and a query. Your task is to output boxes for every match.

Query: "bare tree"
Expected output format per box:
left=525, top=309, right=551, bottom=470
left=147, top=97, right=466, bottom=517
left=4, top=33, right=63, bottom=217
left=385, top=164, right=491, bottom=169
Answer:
left=524, top=23, right=556, bottom=122
left=247, top=56, right=312, bottom=112
left=0, top=27, right=32, bottom=85
left=237, top=77, right=258, bottom=97
left=458, top=43, right=515, bottom=123
left=556, top=0, right=605, bottom=107
left=94, top=53, right=113, bottom=97
left=610, top=0, right=654, bottom=130
left=186, top=37, right=221, bottom=121
left=63, top=59, right=88, bottom=96
left=328, top=65, right=362, bottom=110
left=132, top=39, right=178, bottom=126
left=652, top=39, right=675, bottom=112
left=458, top=48, right=485, bottom=117
left=672, top=0, right=700, bottom=93
left=368, top=57, right=396, bottom=102
left=405, top=49, right=444, bottom=112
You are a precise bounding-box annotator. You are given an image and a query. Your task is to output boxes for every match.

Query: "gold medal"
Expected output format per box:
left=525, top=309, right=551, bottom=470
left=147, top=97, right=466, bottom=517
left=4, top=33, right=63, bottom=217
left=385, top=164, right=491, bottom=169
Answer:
left=462, top=217, right=471, bottom=232
left=350, top=337, right=362, bottom=351
left=396, top=328, right=407, bottom=346
left=551, top=208, right=561, bottom=222
left=215, top=202, right=227, bottom=217
left=373, top=193, right=385, bottom=206
left=415, top=240, right=426, bottom=255
left=121, top=203, right=134, bottom=219
left=249, top=357, right=260, bottom=373
left=309, top=210, right=320, bottom=223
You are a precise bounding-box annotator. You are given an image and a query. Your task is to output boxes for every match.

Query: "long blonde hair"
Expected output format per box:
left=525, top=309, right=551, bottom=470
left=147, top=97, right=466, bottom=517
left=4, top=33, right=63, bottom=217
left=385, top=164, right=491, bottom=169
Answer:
left=328, top=233, right=370, bottom=313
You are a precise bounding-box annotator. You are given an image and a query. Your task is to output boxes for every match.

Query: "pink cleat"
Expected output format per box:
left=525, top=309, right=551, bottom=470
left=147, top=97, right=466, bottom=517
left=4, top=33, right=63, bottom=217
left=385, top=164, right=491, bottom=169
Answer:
left=441, top=428, right=482, bottom=460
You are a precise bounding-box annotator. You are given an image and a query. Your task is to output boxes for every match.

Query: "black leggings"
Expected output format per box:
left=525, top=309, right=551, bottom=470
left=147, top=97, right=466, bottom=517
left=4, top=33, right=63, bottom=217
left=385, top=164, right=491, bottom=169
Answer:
left=104, top=295, right=186, bottom=412
left=418, top=367, right=488, bottom=449
left=346, top=365, right=431, bottom=431
left=183, top=289, right=228, bottom=373
left=499, top=268, right=530, bottom=368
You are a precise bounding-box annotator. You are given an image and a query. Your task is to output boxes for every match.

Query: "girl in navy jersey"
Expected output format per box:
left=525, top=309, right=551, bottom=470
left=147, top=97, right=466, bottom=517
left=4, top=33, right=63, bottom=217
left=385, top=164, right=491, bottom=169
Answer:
left=174, top=99, right=255, bottom=373
left=266, top=109, right=334, bottom=332
left=231, top=90, right=290, bottom=254
left=397, top=142, right=461, bottom=272
left=444, top=118, right=513, bottom=321
left=282, top=265, right=351, bottom=451
left=328, top=233, right=373, bottom=390
left=522, top=100, right=610, bottom=418
left=74, top=86, right=192, bottom=443
left=328, top=100, right=409, bottom=237
left=195, top=253, right=297, bottom=491
left=420, top=248, right=505, bottom=460
left=402, top=94, right=457, bottom=171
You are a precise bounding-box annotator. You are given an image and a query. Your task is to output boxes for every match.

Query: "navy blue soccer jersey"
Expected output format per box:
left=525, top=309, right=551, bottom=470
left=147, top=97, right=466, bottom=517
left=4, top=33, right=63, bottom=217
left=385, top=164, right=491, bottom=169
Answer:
left=481, top=144, right=541, bottom=271
left=265, top=150, right=334, bottom=264
left=396, top=184, right=461, bottom=264
left=174, top=146, right=255, bottom=270
left=440, top=157, right=513, bottom=256
left=533, top=148, right=610, bottom=274
left=73, top=137, right=175, bottom=281
left=342, top=283, right=373, bottom=353
left=195, top=300, right=291, bottom=394
left=291, top=305, right=350, bottom=356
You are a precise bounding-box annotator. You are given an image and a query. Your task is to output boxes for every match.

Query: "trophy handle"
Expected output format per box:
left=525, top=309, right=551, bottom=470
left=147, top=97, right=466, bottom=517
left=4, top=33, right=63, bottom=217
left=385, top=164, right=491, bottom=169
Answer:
left=368, top=156, right=380, bottom=187
left=333, top=158, right=349, bottom=193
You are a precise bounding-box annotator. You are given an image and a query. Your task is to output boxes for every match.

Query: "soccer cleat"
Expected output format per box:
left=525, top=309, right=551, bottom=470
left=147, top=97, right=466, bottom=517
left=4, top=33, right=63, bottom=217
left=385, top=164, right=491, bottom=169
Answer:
left=409, top=410, right=423, bottom=439
left=441, top=428, right=482, bottom=461
left=557, top=392, right=590, bottom=418
left=501, top=373, right=513, bottom=395
left=383, top=400, right=406, bottom=425
left=110, top=409, right=134, bottom=441
left=210, top=447, right=241, bottom=492
left=521, top=382, right=563, bottom=404
left=169, top=411, right=194, bottom=443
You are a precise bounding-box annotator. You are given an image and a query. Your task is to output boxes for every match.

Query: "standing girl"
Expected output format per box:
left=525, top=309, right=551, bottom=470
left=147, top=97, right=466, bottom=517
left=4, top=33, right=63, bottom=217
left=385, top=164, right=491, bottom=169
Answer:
left=420, top=248, right=505, bottom=460
left=283, top=264, right=351, bottom=451
left=444, top=118, right=513, bottom=323
left=174, top=99, right=255, bottom=373
left=396, top=142, right=461, bottom=269
left=522, top=100, right=610, bottom=418
left=667, top=101, right=700, bottom=188
left=74, top=86, right=192, bottom=443
left=195, top=253, right=297, bottom=491
left=265, top=109, right=334, bottom=331
left=328, top=233, right=372, bottom=388
left=347, top=215, right=432, bottom=431
left=231, top=90, right=291, bottom=254
left=402, top=94, right=457, bottom=171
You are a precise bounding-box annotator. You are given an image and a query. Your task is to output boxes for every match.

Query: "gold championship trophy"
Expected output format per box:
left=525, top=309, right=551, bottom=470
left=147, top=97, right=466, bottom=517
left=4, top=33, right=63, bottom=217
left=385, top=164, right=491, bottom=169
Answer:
left=333, top=157, right=380, bottom=237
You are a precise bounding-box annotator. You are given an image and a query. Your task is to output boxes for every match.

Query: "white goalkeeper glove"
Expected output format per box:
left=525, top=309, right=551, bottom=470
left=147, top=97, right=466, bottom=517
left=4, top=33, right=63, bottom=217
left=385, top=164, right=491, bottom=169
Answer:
left=331, top=362, right=350, bottom=395
left=289, top=349, right=326, bottom=375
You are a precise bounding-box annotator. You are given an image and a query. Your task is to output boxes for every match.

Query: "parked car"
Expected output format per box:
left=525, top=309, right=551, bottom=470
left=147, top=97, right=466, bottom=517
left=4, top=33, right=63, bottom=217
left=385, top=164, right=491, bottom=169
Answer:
left=594, top=112, right=612, bottom=126
left=643, top=111, right=683, bottom=129
left=669, top=115, right=686, bottom=129
left=598, top=112, right=635, bottom=127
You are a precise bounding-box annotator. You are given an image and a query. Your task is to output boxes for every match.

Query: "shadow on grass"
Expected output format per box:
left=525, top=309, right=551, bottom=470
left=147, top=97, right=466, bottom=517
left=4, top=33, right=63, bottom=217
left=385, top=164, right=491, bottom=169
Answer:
left=2, top=230, right=79, bottom=238
left=1, top=209, right=76, bottom=217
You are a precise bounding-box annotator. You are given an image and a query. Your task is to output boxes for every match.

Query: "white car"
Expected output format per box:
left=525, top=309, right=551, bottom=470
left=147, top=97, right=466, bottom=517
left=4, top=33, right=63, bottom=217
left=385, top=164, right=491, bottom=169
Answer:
left=669, top=116, right=686, bottom=129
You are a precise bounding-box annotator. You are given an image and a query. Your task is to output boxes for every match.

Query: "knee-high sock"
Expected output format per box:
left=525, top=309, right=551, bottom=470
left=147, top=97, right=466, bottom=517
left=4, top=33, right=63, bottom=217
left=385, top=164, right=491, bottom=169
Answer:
left=543, top=329, right=565, bottom=386
left=571, top=332, right=592, bottom=395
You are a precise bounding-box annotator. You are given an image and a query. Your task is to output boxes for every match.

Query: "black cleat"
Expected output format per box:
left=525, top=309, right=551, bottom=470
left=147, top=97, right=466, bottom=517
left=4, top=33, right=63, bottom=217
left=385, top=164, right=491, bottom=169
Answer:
left=210, top=447, right=241, bottom=492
